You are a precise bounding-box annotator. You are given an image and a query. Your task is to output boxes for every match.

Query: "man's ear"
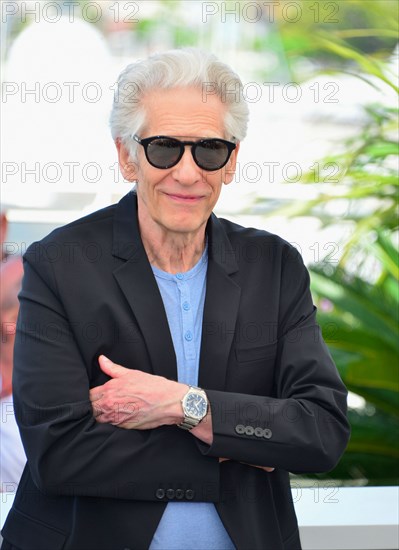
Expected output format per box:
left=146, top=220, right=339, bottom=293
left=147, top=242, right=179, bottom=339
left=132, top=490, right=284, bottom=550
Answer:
left=115, top=139, right=139, bottom=181
left=224, top=142, right=240, bottom=185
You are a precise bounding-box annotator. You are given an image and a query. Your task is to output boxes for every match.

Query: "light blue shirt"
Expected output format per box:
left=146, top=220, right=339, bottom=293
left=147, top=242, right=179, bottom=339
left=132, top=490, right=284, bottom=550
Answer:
left=149, top=246, right=235, bottom=550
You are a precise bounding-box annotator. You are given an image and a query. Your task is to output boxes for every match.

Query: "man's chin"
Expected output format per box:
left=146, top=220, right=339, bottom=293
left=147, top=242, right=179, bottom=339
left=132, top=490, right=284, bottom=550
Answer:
left=161, top=218, right=207, bottom=236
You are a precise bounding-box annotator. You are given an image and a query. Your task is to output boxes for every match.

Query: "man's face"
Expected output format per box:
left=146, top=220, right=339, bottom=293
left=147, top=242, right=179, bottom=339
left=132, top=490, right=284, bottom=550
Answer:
left=117, top=87, right=239, bottom=237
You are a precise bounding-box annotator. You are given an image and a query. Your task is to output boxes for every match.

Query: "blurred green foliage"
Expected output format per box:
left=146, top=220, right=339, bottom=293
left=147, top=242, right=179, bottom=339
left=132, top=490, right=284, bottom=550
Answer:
left=257, top=1, right=399, bottom=485
left=274, top=0, right=398, bottom=75
left=311, top=232, right=399, bottom=485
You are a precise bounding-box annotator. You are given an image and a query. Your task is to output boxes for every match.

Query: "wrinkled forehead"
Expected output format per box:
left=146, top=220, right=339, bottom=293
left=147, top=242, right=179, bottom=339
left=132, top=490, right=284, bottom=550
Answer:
left=140, top=86, right=227, bottom=138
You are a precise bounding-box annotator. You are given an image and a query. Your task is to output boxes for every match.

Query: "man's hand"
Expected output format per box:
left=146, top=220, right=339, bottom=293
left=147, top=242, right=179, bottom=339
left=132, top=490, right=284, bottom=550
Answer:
left=90, top=355, right=187, bottom=429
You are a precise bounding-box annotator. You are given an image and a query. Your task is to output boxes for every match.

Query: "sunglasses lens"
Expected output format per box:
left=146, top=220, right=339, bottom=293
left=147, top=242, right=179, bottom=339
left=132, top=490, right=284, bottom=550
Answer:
left=195, top=140, right=230, bottom=170
left=140, top=136, right=234, bottom=170
left=147, top=138, right=181, bottom=168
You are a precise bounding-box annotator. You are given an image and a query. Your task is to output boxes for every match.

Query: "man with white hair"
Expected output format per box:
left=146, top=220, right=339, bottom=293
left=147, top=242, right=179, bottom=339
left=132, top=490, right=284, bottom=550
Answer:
left=2, top=49, right=350, bottom=550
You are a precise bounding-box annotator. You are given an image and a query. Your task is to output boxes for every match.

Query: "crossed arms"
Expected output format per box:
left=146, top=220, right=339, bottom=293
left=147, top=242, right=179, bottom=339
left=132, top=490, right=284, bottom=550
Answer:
left=13, top=235, right=350, bottom=499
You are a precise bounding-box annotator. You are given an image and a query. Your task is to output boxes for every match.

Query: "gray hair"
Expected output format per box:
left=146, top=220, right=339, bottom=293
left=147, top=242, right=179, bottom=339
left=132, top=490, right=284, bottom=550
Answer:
left=109, top=48, right=249, bottom=160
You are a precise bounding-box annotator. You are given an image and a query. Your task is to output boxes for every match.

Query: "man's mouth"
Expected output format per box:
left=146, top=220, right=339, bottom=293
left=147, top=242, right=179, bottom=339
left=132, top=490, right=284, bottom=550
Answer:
left=164, top=193, right=204, bottom=203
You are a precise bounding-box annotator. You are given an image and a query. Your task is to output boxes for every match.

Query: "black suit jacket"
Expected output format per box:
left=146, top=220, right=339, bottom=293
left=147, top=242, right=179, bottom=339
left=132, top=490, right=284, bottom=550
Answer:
left=2, top=191, right=350, bottom=550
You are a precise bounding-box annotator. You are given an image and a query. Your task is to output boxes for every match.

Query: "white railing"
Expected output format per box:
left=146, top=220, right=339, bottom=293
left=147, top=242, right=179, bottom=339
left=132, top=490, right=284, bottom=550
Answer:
left=295, top=486, right=399, bottom=549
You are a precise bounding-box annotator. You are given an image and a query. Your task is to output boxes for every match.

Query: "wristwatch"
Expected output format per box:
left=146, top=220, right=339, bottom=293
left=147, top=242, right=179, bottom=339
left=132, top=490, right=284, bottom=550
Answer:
left=178, top=386, right=208, bottom=430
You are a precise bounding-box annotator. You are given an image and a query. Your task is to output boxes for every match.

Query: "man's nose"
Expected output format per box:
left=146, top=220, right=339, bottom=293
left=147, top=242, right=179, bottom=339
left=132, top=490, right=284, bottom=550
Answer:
left=171, top=146, right=201, bottom=183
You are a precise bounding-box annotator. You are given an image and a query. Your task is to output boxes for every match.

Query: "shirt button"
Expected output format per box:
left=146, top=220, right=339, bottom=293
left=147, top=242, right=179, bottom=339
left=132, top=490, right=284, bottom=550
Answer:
left=182, top=301, right=190, bottom=311
left=155, top=488, right=165, bottom=499
left=184, top=331, right=193, bottom=341
left=185, top=489, right=195, bottom=500
left=176, top=273, right=184, bottom=280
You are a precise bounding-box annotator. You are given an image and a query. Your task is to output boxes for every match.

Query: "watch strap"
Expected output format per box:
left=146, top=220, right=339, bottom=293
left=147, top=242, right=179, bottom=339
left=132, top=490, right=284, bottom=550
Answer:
left=178, top=417, right=201, bottom=431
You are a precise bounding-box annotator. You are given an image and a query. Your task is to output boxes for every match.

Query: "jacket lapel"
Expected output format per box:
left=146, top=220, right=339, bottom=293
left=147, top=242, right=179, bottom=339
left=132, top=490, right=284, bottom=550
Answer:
left=111, top=191, right=177, bottom=380
left=111, top=192, right=241, bottom=390
left=198, top=215, right=241, bottom=391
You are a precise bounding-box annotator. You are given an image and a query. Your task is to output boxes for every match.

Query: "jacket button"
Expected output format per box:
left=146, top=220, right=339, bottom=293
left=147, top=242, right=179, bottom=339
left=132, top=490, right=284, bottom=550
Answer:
left=175, top=489, right=184, bottom=499
left=166, top=488, right=175, bottom=500
left=185, top=489, right=195, bottom=500
left=254, top=427, right=264, bottom=437
left=244, top=425, right=254, bottom=436
left=155, top=488, right=165, bottom=499
left=235, top=424, right=245, bottom=434
left=263, top=429, right=272, bottom=439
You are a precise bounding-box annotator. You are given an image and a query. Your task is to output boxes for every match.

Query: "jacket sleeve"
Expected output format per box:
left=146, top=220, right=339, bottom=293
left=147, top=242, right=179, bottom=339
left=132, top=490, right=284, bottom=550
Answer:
left=13, top=245, right=219, bottom=500
left=200, top=249, right=350, bottom=473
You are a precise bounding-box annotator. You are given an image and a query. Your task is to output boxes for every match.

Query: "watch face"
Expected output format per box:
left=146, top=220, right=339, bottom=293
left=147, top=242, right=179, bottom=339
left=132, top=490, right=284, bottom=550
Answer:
left=184, top=392, right=207, bottom=420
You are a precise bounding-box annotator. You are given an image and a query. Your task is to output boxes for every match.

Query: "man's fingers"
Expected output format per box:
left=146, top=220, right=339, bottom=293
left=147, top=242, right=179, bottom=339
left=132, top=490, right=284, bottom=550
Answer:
left=89, top=390, right=103, bottom=402
left=92, top=405, right=104, bottom=418
left=98, top=355, right=126, bottom=377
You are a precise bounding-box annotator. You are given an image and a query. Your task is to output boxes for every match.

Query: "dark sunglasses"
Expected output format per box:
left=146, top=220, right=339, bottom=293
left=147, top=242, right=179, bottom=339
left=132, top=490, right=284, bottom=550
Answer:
left=133, top=134, right=236, bottom=171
